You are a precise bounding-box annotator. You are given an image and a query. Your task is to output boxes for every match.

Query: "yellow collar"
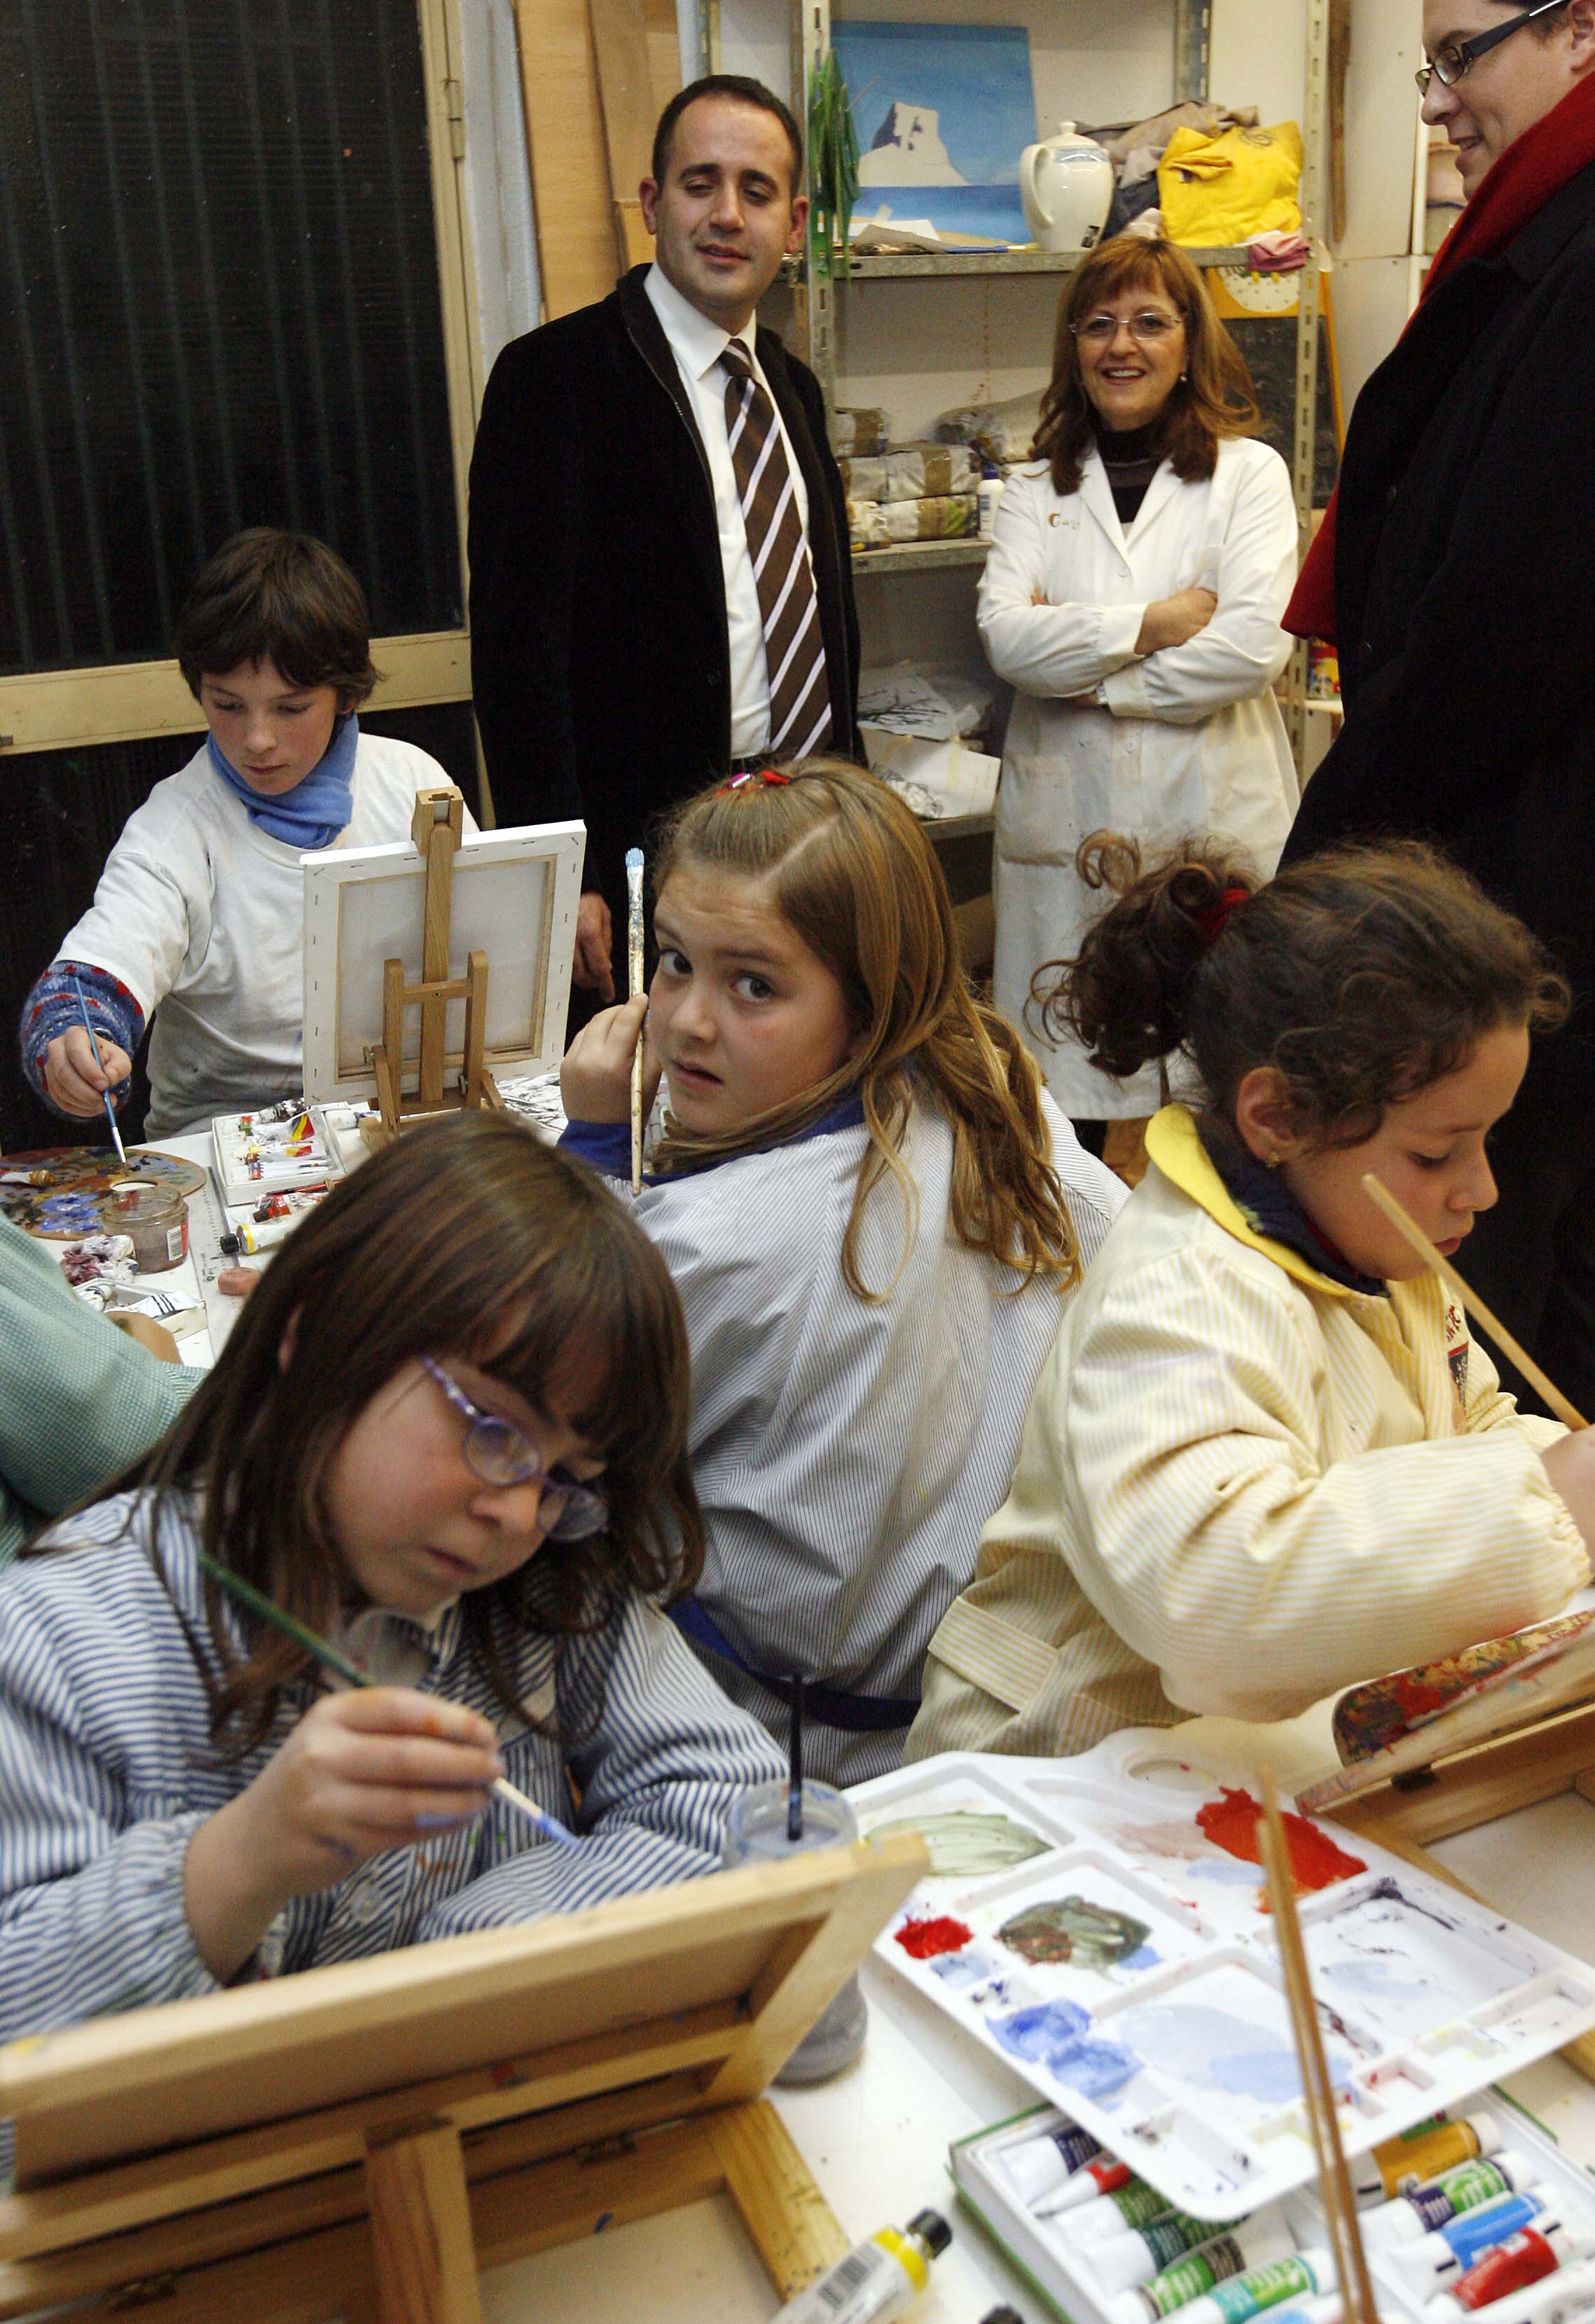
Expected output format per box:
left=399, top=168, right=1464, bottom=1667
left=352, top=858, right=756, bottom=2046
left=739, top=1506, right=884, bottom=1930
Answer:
left=1144, top=1105, right=1357, bottom=1300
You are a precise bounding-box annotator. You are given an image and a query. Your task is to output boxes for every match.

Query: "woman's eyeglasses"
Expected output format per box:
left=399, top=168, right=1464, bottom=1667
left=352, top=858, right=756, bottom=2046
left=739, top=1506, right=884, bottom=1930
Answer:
left=420, top=1356, right=609, bottom=1539
left=1071, top=310, right=1184, bottom=345
left=1416, top=0, right=1568, bottom=93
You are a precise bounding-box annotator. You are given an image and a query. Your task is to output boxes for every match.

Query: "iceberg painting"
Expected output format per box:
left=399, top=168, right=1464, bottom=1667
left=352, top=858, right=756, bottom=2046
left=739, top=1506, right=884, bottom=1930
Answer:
left=831, top=22, right=1037, bottom=246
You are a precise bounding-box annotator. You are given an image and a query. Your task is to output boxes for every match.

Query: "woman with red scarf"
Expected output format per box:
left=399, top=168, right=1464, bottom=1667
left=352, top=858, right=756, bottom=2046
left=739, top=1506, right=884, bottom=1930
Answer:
left=1282, top=0, right=1595, bottom=1416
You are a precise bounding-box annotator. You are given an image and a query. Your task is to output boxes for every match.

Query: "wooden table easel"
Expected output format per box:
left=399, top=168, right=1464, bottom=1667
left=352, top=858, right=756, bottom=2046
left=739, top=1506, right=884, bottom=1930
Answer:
left=367, top=787, right=500, bottom=1142
left=0, top=1837, right=925, bottom=2324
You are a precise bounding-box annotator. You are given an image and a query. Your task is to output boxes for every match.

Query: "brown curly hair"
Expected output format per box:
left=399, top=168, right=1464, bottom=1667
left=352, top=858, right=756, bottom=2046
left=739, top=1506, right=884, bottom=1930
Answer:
left=649, top=759, right=1080, bottom=1300
left=1037, top=832, right=1568, bottom=1149
left=60, top=1113, right=703, bottom=1756
left=1033, top=237, right=1262, bottom=498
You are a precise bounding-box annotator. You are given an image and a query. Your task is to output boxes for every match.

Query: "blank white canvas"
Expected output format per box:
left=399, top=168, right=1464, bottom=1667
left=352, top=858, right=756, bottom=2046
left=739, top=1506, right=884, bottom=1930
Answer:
left=301, top=818, right=585, bottom=1104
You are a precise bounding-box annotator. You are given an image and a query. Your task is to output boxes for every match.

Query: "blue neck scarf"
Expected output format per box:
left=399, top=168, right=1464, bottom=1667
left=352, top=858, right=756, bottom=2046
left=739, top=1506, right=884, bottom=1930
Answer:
left=207, top=712, right=359, bottom=850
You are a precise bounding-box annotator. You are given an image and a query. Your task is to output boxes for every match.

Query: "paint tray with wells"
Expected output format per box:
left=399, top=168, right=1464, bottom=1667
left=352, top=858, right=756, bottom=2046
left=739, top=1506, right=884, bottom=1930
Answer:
left=854, top=1736, right=1595, bottom=2224
left=950, top=2098, right=1595, bottom=2324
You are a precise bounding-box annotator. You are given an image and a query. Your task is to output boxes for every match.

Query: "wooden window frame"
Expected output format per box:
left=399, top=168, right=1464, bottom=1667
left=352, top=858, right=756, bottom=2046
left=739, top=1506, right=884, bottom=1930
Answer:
left=0, top=0, right=484, bottom=761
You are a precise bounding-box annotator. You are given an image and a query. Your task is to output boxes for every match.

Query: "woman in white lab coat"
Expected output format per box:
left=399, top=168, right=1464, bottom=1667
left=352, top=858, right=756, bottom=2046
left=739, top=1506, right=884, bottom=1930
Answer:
left=980, top=236, right=1298, bottom=1134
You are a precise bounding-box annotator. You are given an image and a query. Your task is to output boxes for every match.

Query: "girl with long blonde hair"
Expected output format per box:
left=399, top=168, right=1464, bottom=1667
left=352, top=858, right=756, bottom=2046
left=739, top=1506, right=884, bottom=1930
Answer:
left=560, top=759, right=1124, bottom=1783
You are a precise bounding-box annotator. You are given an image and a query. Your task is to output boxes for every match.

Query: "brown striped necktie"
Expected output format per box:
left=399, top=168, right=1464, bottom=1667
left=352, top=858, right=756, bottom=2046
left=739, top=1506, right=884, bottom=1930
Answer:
left=721, top=340, right=833, bottom=760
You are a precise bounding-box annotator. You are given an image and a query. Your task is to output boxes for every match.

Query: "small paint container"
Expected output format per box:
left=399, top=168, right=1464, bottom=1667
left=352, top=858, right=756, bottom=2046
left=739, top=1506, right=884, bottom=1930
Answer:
left=109, top=1183, right=188, bottom=1273
left=1367, top=2153, right=1535, bottom=2248
left=724, top=1780, right=867, bottom=2082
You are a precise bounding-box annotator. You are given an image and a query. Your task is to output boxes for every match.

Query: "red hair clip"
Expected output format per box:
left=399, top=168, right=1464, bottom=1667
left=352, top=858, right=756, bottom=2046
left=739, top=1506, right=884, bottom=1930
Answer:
left=1194, top=885, right=1250, bottom=948
left=717, top=768, right=792, bottom=795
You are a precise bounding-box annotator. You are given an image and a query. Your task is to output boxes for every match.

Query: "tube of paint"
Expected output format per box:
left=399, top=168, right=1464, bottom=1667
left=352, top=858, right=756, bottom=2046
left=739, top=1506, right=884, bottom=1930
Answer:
left=1423, top=2257, right=1595, bottom=2324
left=1060, top=2179, right=1189, bottom=2245
left=1386, top=2191, right=1561, bottom=2297
left=1103, top=2223, right=1306, bottom=2324
left=1072, top=2210, right=1233, bottom=2296
left=219, top=1213, right=295, bottom=1257
left=998, top=2119, right=1106, bottom=2207
left=1367, top=2155, right=1538, bottom=2248
left=1168, top=2264, right=1339, bottom=2324
left=1033, top=2153, right=1136, bottom=2218
left=1355, top=2116, right=1503, bottom=2206
left=1428, top=2228, right=1577, bottom=2318
left=771, top=2208, right=951, bottom=2323
left=1245, top=2303, right=1339, bottom=2324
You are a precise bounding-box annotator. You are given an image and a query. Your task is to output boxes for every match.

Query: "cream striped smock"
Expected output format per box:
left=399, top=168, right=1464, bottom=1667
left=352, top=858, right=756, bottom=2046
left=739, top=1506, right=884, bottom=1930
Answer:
left=908, top=1105, right=1588, bottom=1762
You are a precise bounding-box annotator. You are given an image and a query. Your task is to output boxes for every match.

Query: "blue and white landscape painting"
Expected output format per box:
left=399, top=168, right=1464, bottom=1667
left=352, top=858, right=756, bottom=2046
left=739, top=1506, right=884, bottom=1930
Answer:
left=831, top=21, right=1037, bottom=246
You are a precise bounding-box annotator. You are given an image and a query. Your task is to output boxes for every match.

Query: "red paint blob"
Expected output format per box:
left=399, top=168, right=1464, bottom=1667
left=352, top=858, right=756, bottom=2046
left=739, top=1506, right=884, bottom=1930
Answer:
left=1196, top=1787, right=1366, bottom=1896
left=895, top=1914, right=974, bottom=1959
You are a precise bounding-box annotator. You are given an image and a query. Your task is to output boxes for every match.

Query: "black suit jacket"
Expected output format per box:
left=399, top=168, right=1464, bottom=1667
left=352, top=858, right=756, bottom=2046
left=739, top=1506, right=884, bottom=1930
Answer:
left=467, top=265, right=862, bottom=960
left=1282, top=161, right=1595, bottom=1001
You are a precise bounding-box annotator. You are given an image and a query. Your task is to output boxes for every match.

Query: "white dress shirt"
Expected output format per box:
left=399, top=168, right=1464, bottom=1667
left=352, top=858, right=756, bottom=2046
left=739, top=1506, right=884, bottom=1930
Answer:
left=644, top=262, right=813, bottom=758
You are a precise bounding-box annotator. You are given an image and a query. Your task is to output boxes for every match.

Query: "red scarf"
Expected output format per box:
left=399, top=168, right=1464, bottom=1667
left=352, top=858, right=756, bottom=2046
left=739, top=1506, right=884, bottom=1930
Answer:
left=1285, top=68, right=1595, bottom=639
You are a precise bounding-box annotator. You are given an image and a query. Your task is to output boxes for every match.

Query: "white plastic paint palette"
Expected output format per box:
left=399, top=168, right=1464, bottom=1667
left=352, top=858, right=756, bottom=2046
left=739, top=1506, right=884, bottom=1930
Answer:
left=857, top=1736, right=1595, bottom=2221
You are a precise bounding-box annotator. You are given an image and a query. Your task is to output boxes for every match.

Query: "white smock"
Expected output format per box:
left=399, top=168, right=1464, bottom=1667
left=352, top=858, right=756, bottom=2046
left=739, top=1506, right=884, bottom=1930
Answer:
left=979, top=436, right=1299, bottom=1119
left=54, top=733, right=458, bottom=1136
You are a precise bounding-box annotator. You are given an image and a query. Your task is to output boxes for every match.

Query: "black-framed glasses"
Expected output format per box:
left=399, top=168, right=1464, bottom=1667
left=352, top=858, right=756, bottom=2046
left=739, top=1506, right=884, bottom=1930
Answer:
left=419, top=1356, right=609, bottom=1539
left=1416, top=0, right=1568, bottom=93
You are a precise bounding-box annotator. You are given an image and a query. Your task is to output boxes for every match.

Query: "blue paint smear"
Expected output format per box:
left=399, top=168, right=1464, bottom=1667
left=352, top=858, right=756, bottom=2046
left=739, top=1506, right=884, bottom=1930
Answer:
left=989, top=2001, right=1142, bottom=2098
left=1112, top=2000, right=1351, bottom=2105
left=1123, top=1944, right=1162, bottom=1971
left=930, top=1944, right=1004, bottom=1990
left=1188, top=1859, right=1271, bottom=1887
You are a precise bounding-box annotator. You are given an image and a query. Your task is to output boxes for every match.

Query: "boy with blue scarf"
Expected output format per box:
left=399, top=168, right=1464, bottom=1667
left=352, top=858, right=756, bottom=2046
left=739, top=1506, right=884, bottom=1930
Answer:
left=20, top=531, right=460, bottom=1138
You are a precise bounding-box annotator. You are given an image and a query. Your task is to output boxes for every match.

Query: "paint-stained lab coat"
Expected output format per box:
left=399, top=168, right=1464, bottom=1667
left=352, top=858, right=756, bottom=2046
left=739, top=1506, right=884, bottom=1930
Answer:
left=980, top=438, right=1299, bottom=1117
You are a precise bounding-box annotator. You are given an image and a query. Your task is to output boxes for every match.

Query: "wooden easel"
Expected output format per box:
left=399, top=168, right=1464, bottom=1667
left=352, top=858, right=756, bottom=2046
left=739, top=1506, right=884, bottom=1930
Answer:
left=1327, top=1702, right=1595, bottom=2088
left=368, top=788, right=500, bottom=1141
left=0, top=1836, right=925, bottom=2323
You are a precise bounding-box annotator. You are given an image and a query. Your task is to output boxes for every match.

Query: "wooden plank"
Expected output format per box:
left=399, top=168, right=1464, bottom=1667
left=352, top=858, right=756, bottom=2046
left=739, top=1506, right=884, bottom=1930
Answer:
left=1323, top=1700, right=1595, bottom=1848
left=587, top=0, right=679, bottom=271
left=3, top=1840, right=925, bottom=2183
left=709, top=2103, right=850, bottom=2299
left=511, top=0, right=618, bottom=319
left=0, top=2077, right=709, bottom=2315
left=0, top=2010, right=739, bottom=2264
left=413, top=791, right=462, bottom=1109
left=462, top=950, right=488, bottom=1106
left=364, top=2124, right=481, bottom=2324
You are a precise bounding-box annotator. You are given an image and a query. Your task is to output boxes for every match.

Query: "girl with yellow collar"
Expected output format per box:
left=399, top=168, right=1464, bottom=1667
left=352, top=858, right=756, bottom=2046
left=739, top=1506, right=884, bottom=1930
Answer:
left=907, top=836, right=1595, bottom=1762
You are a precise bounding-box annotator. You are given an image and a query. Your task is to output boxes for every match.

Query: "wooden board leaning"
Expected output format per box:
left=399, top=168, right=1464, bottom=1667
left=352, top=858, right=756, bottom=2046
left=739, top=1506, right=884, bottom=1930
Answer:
left=0, top=1834, right=925, bottom=2323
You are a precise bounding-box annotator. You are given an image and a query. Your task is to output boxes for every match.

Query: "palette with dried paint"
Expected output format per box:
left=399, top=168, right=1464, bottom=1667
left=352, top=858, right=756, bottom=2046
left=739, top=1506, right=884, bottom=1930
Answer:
left=951, top=2103, right=1595, bottom=2324
left=854, top=1736, right=1595, bottom=2224
left=0, top=1147, right=207, bottom=1240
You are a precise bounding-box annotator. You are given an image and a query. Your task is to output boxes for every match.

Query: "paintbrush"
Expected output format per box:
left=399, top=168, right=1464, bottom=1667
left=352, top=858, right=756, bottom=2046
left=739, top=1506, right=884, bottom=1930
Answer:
left=626, top=845, right=646, bottom=1194
left=1360, top=1173, right=1587, bottom=1430
left=71, top=976, right=129, bottom=1170
left=1257, top=1767, right=1378, bottom=2324
left=195, top=1551, right=580, bottom=1849
left=787, top=1673, right=806, bottom=1842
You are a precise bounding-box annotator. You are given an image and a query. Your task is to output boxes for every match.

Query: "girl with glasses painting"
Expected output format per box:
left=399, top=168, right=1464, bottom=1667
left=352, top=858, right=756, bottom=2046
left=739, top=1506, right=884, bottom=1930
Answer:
left=976, top=237, right=1299, bottom=1164
left=1283, top=0, right=1595, bottom=1423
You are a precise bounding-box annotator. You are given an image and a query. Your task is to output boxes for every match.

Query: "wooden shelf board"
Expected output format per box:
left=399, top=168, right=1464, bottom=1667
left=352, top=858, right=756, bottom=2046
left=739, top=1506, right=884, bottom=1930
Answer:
left=850, top=539, right=990, bottom=575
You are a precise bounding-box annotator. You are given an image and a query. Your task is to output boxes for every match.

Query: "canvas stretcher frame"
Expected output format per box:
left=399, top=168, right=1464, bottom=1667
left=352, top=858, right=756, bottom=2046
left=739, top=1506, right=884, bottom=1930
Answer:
left=0, top=1834, right=925, bottom=2323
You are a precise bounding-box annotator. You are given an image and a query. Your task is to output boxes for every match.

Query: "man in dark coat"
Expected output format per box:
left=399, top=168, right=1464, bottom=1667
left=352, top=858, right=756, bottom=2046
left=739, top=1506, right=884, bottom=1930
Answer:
left=468, top=75, right=862, bottom=1004
left=1282, top=0, right=1595, bottom=1413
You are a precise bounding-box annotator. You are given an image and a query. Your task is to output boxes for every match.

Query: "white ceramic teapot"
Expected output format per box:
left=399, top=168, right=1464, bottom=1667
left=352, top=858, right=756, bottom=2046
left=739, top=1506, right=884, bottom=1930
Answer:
left=1020, top=122, right=1115, bottom=254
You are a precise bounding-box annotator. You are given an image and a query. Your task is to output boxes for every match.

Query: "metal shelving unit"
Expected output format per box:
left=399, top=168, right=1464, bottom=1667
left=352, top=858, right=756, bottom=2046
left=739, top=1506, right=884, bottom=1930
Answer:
left=852, top=537, right=990, bottom=574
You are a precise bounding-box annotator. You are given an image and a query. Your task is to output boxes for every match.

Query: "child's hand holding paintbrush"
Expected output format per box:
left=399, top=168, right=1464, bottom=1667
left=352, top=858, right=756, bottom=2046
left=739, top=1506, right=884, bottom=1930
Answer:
left=183, top=1684, right=507, bottom=1984
left=560, top=992, right=663, bottom=1151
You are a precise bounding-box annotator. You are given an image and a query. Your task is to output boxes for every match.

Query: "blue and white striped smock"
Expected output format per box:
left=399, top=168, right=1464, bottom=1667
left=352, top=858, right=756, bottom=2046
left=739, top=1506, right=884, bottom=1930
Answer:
left=0, top=1490, right=784, bottom=2058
